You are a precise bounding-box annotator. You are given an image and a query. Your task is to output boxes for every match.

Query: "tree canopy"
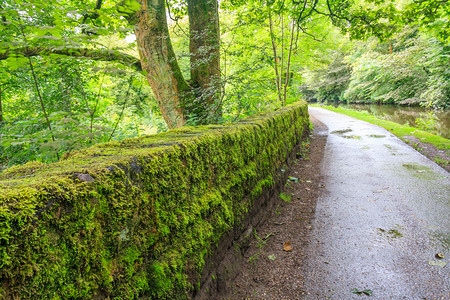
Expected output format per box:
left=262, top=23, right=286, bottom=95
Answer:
left=0, top=0, right=448, bottom=167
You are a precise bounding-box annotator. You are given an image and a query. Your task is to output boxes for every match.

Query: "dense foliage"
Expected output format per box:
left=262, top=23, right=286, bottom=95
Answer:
left=304, top=27, right=450, bottom=108
left=1, top=0, right=448, bottom=168
left=0, top=0, right=162, bottom=167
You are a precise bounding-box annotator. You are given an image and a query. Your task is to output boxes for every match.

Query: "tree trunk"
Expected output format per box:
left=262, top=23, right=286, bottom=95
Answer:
left=127, top=0, right=221, bottom=128
left=3, top=0, right=223, bottom=128
left=133, top=0, right=191, bottom=129
left=268, top=5, right=283, bottom=104
left=283, top=19, right=296, bottom=106
left=187, top=0, right=221, bottom=122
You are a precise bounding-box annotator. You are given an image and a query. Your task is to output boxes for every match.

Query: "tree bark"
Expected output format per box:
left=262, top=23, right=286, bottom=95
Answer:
left=131, top=0, right=191, bottom=129
left=187, top=0, right=221, bottom=122
left=283, top=19, right=296, bottom=106
left=1, top=0, right=223, bottom=129
left=268, top=6, right=283, bottom=104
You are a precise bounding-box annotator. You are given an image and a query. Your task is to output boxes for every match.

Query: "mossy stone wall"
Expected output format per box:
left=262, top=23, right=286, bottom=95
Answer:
left=0, top=101, right=309, bottom=299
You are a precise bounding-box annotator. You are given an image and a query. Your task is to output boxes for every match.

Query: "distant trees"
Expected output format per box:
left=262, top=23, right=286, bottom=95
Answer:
left=300, top=0, right=449, bottom=108
left=344, top=28, right=449, bottom=107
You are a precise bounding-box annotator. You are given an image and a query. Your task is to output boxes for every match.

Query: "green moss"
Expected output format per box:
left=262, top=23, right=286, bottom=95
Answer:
left=279, top=192, right=291, bottom=203
left=0, top=101, right=309, bottom=299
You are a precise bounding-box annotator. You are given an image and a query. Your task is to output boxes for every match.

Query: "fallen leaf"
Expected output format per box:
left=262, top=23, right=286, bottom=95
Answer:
left=283, top=241, right=293, bottom=252
left=351, top=288, right=361, bottom=295
left=288, top=176, right=299, bottom=182
left=351, top=288, right=373, bottom=296
left=435, top=253, right=445, bottom=259
left=268, top=254, right=276, bottom=261
left=428, top=260, right=447, bottom=267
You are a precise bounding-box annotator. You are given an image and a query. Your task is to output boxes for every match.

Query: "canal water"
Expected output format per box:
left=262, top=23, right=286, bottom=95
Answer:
left=334, top=103, right=450, bottom=139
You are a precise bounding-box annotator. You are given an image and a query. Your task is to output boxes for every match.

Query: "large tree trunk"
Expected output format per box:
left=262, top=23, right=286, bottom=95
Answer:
left=133, top=0, right=191, bottom=129
left=2, top=0, right=222, bottom=128
left=121, top=0, right=221, bottom=128
left=187, top=0, right=221, bottom=122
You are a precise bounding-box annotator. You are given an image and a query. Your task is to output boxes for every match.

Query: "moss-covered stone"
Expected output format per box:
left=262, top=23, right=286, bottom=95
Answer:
left=0, top=101, right=309, bottom=299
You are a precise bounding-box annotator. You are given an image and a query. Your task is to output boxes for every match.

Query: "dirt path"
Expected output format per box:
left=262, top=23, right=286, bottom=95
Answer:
left=222, top=115, right=328, bottom=299
left=223, top=107, right=449, bottom=299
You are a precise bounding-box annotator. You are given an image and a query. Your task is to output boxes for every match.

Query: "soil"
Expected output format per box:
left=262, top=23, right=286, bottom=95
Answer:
left=402, top=135, right=450, bottom=172
left=220, top=116, right=328, bottom=299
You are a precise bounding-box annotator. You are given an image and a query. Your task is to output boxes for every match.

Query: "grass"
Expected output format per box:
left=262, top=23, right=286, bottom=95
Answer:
left=434, top=157, right=449, bottom=167
left=312, top=104, right=449, bottom=151
left=279, top=192, right=292, bottom=203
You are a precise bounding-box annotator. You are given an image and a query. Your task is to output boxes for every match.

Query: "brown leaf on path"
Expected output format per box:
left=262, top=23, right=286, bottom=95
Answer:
left=283, top=241, right=293, bottom=252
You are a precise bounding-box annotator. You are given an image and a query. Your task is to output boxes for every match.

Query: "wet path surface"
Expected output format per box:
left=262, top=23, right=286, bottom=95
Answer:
left=304, top=107, right=449, bottom=299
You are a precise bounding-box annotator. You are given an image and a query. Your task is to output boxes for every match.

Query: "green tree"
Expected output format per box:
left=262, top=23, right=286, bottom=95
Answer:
left=344, top=28, right=449, bottom=107
left=0, top=0, right=222, bottom=128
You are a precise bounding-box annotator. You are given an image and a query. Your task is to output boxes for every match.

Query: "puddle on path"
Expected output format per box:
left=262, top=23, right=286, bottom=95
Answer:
left=429, top=231, right=450, bottom=251
left=342, top=135, right=361, bottom=139
left=384, top=144, right=407, bottom=156
left=331, top=129, right=361, bottom=139
left=402, top=163, right=434, bottom=179
left=368, top=134, right=386, bottom=138
left=384, top=144, right=398, bottom=151
left=377, top=224, right=405, bottom=239
left=331, top=129, right=352, bottom=135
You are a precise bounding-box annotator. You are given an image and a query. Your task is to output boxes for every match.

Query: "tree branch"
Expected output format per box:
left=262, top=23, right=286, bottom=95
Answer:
left=298, top=25, right=323, bottom=41
left=0, top=46, right=142, bottom=71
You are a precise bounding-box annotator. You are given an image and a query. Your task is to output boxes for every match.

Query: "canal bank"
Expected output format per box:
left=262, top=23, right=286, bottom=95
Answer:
left=331, top=103, right=449, bottom=139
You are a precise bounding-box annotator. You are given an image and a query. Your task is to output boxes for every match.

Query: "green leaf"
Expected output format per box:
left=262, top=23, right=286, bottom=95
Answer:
left=288, top=176, right=299, bottom=182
